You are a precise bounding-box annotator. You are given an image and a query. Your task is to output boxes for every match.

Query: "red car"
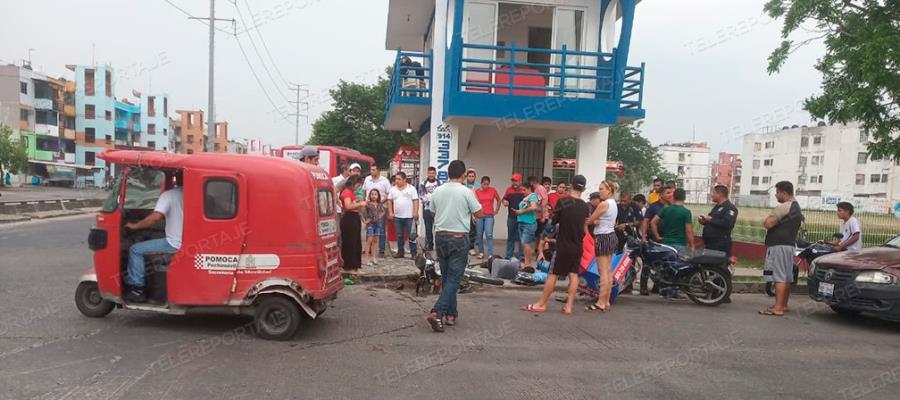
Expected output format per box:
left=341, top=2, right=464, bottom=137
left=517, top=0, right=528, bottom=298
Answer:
left=807, top=235, right=900, bottom=320
left=75, top=151, right=344, bottom=340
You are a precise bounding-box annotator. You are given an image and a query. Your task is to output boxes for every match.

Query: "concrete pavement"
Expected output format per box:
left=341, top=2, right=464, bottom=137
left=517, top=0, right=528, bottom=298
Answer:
left=2, top=215, right=898, bottom=400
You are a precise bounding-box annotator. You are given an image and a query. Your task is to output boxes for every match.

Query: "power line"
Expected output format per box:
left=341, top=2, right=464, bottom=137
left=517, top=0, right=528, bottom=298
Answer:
left=233, top=32, right=293, bottom=125
left=231, top=0, right=290, bottom=102
left=241, top=0, right=291, bottom=88
left=161, top=0, right=232, bottom=34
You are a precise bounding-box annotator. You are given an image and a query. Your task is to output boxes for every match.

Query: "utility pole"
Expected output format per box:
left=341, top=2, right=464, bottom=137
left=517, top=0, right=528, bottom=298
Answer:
left=189, top=0, right=233, bottom=152
left=288, top=83, right=309, bottom=145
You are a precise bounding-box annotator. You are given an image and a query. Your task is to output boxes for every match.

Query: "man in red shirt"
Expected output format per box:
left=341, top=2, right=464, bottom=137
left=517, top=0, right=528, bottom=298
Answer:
left=503, top=173, right=527, bottom=258
left=474, top=176, right=501, bottom=258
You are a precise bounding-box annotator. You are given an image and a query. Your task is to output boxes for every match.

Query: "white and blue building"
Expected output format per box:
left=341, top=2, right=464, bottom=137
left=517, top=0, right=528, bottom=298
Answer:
left=384, top=0, right=646, bottom=238
left=71, top=64, right=115, bottom=187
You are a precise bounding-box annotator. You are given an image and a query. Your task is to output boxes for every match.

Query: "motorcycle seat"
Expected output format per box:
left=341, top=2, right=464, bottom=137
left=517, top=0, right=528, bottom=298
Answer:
left=682, top=249, right=728, bottom=265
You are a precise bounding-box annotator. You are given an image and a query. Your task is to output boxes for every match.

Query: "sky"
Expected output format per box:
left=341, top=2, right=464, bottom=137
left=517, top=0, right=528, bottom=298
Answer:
left=0, top=0, right=826, bottom=154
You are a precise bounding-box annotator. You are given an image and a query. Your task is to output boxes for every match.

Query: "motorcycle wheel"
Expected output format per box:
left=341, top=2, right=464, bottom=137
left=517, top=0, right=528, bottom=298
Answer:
left=764, top=264, right=800, bottom=297
left=684, top=266, right=732, bottom=306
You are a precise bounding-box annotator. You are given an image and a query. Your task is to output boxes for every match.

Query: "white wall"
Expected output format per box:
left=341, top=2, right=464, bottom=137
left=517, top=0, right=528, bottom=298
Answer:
left=659, top=144, right=711, bottom=203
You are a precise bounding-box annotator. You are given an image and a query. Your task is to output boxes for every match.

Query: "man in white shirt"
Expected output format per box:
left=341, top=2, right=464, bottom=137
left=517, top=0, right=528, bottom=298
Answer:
left=388, top=171, right=420, bottom=258
left=834, top=202, right=863, bottom=252
left=364, top=165, right=392, bottom=256
left=123, top=173, right=184, bottom=303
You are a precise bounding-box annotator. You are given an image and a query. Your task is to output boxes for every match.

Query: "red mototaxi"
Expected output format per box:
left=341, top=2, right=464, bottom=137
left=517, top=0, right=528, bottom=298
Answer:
left=75, top=150, right=344, bottom=340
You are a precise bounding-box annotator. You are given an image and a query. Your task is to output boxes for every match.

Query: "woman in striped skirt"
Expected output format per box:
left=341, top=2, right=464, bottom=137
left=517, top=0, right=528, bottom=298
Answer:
left=586, top=180, right=619, bottom=312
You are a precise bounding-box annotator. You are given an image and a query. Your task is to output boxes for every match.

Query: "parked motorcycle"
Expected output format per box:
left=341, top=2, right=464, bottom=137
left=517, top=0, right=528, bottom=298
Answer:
left=619, top=233, right=735, bottom=306
left=414, top=243, right=504, bottom=296
left=764, top=234, right=841, bottom=297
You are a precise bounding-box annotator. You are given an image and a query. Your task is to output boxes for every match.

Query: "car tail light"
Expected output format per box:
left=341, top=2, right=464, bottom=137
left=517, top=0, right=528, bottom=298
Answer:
left=728, top=256, right=737, bottom=266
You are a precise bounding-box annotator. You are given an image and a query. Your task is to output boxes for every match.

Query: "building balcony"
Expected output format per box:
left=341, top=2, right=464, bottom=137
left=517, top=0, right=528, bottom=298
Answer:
left=384, top=50, right=432, bottom=131
left=383, top=44, right=646, bottom=130
left=450, top=43, right=645, bottom=125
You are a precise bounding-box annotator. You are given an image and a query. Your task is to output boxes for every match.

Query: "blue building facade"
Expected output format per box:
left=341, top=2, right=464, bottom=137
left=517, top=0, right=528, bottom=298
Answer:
left=139, top=93, right=170, bottom=151
left=72, top=64, right=116, bottom=187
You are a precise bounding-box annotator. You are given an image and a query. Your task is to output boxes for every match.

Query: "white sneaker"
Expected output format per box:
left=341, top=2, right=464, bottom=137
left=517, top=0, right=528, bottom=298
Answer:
left=478, top=253, right=484, bottom=259
left=373, top=259, right=378, bottom=266
left=468, top=249, right=477, bottom=256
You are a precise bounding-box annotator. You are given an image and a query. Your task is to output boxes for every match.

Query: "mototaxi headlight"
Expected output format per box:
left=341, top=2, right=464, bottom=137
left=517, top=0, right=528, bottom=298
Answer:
left=854, top=271, right=898, bottom=285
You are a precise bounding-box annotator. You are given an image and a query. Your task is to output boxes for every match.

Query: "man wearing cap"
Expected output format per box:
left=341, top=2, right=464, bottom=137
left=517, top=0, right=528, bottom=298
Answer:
left=502, top=173, right=526, bottom=258
left=299, top=146, right=319, bottom=165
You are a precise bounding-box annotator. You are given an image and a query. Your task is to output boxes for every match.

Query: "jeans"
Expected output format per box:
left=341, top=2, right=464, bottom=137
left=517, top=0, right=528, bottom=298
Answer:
left=506, top=218, right=522, bottom=258
left=394, top=218, right=416, bottom=257
left=423, top=210, right=436, bottom=251
left=431, top=235, right=469, bottom=317
left=378, top=213, right=387, bottom=255
left=475, top=215, right=495, bottom=256
left=468, top=220, right=477, bottom=250
left=518, top=222, right=537, bottom=245
left=126, top=238, right=177, bottom=288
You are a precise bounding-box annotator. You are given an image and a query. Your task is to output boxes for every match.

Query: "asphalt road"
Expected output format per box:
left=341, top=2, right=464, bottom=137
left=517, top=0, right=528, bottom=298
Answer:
left=1, top=215, right=899, bottom=400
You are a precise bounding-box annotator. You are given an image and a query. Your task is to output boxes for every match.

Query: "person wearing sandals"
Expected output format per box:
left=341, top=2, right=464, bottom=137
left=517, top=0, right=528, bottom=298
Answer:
left=426, top=160, right=483, bottom=332
left=339, top=175, right=367, bottom=270
left=363, top=189, right=386, bottom=267
left=586, top=180, right=619, bottom=312
left=521, top=175, right=591, bottom=315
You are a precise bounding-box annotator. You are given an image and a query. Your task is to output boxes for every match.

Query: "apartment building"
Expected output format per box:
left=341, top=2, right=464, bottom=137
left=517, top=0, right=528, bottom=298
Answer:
left=382, top=0, right=647, bottom=238
left=173, top=110, right=205, bottom=154
left=710, top=152, right=741, bottom=201
left=0, top=64, right=80, bottom=184
left=658, top=142, right=711, bottom=204
left=740, top=122, right=899, bottom=212
left=138, top=91, right=171, bottom=151
left=69, top=64, right=115, bottom=187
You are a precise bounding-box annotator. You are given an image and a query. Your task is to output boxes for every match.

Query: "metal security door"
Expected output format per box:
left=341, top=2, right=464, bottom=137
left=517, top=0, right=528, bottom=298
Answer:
left=513, top=137, right=546, bottom=179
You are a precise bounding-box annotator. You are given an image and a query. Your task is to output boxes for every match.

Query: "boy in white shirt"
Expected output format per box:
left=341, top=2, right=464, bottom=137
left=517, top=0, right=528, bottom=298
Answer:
left=834, top=202, right=862, bottom=252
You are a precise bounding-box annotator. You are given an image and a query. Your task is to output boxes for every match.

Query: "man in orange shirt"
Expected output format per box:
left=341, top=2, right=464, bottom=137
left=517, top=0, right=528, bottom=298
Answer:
left=647, top=178, right=662, bottom=204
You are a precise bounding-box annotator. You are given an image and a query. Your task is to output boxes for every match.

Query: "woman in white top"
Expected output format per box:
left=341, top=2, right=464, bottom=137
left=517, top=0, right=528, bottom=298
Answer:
left=586, top=180, right=619, bottom=312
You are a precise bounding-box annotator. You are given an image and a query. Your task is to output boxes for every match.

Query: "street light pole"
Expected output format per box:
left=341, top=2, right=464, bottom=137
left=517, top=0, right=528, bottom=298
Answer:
left=288, top=83, right=309, bottom=145
left=188, top=0, right=232, bottom=153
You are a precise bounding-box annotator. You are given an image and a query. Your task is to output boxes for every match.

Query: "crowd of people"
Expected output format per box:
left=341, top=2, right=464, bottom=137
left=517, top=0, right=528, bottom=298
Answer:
left=294, top=145, right=866, bottom=329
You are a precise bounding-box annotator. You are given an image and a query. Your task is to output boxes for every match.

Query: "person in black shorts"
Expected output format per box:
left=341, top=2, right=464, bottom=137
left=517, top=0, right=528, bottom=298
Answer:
left=521, top=175, right=591, bottom=315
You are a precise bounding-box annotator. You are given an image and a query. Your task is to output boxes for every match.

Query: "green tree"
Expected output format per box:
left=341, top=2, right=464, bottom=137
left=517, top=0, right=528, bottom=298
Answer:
left=554, top=137, right=577, bottom=158
left=0, top=125, right=28, bottom=187
left=606, top=124, right=671, bottom=194
left=765, top=0, right=900, bottom=160
left=308, top=68, right=418, bottom=167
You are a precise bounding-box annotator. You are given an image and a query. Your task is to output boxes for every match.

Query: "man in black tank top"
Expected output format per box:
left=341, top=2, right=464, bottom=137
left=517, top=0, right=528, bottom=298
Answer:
left=760, top=181, right=804, bottom=317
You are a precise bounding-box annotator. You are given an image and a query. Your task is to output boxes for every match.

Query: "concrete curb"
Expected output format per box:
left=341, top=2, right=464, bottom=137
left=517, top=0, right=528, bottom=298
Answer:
left=0, top=198, right=104, bottom=215
left=346, top=272, right=808, bottom=295
left=0, top=208, right=98, bottom=225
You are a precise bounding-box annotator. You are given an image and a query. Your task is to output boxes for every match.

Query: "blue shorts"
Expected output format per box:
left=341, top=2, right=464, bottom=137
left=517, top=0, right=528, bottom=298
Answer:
left=366, top=223, right=382, bottom=237
left=518, top=223, right=537, bottom=245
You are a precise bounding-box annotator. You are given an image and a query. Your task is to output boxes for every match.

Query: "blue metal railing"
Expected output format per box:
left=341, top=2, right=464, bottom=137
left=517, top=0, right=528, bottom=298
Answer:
left=620, top=63, right=645, bottom=110
left=387, top=50, right=432, bottom=105
left=457, top=42, right=644, bottom=111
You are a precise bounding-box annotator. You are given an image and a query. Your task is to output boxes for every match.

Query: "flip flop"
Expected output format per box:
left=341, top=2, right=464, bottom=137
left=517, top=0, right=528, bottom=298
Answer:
left=521, top=304, right=546, bottom=313
left=561, top=307, right=572, bottom=316
left=767, top=306, right=790, bottom=313
left=758, top=309, right=785, bottom=317
left=585, top=304, right=608, bottom=312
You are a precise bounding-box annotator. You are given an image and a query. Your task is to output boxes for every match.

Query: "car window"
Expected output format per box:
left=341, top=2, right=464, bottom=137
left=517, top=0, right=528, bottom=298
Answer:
left=123, top=168, right=164, bottom=210
left=101, top=172, right=123, bottom=212
left=887, top=235, right=900, bottom=248
left=205, top=179, right=238, bottom=219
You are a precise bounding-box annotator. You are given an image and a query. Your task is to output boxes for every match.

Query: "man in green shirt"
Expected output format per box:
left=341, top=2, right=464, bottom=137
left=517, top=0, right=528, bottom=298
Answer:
left=650, top=188, right=695, bottom=253
left=427, top=160, right=483, bottom=332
